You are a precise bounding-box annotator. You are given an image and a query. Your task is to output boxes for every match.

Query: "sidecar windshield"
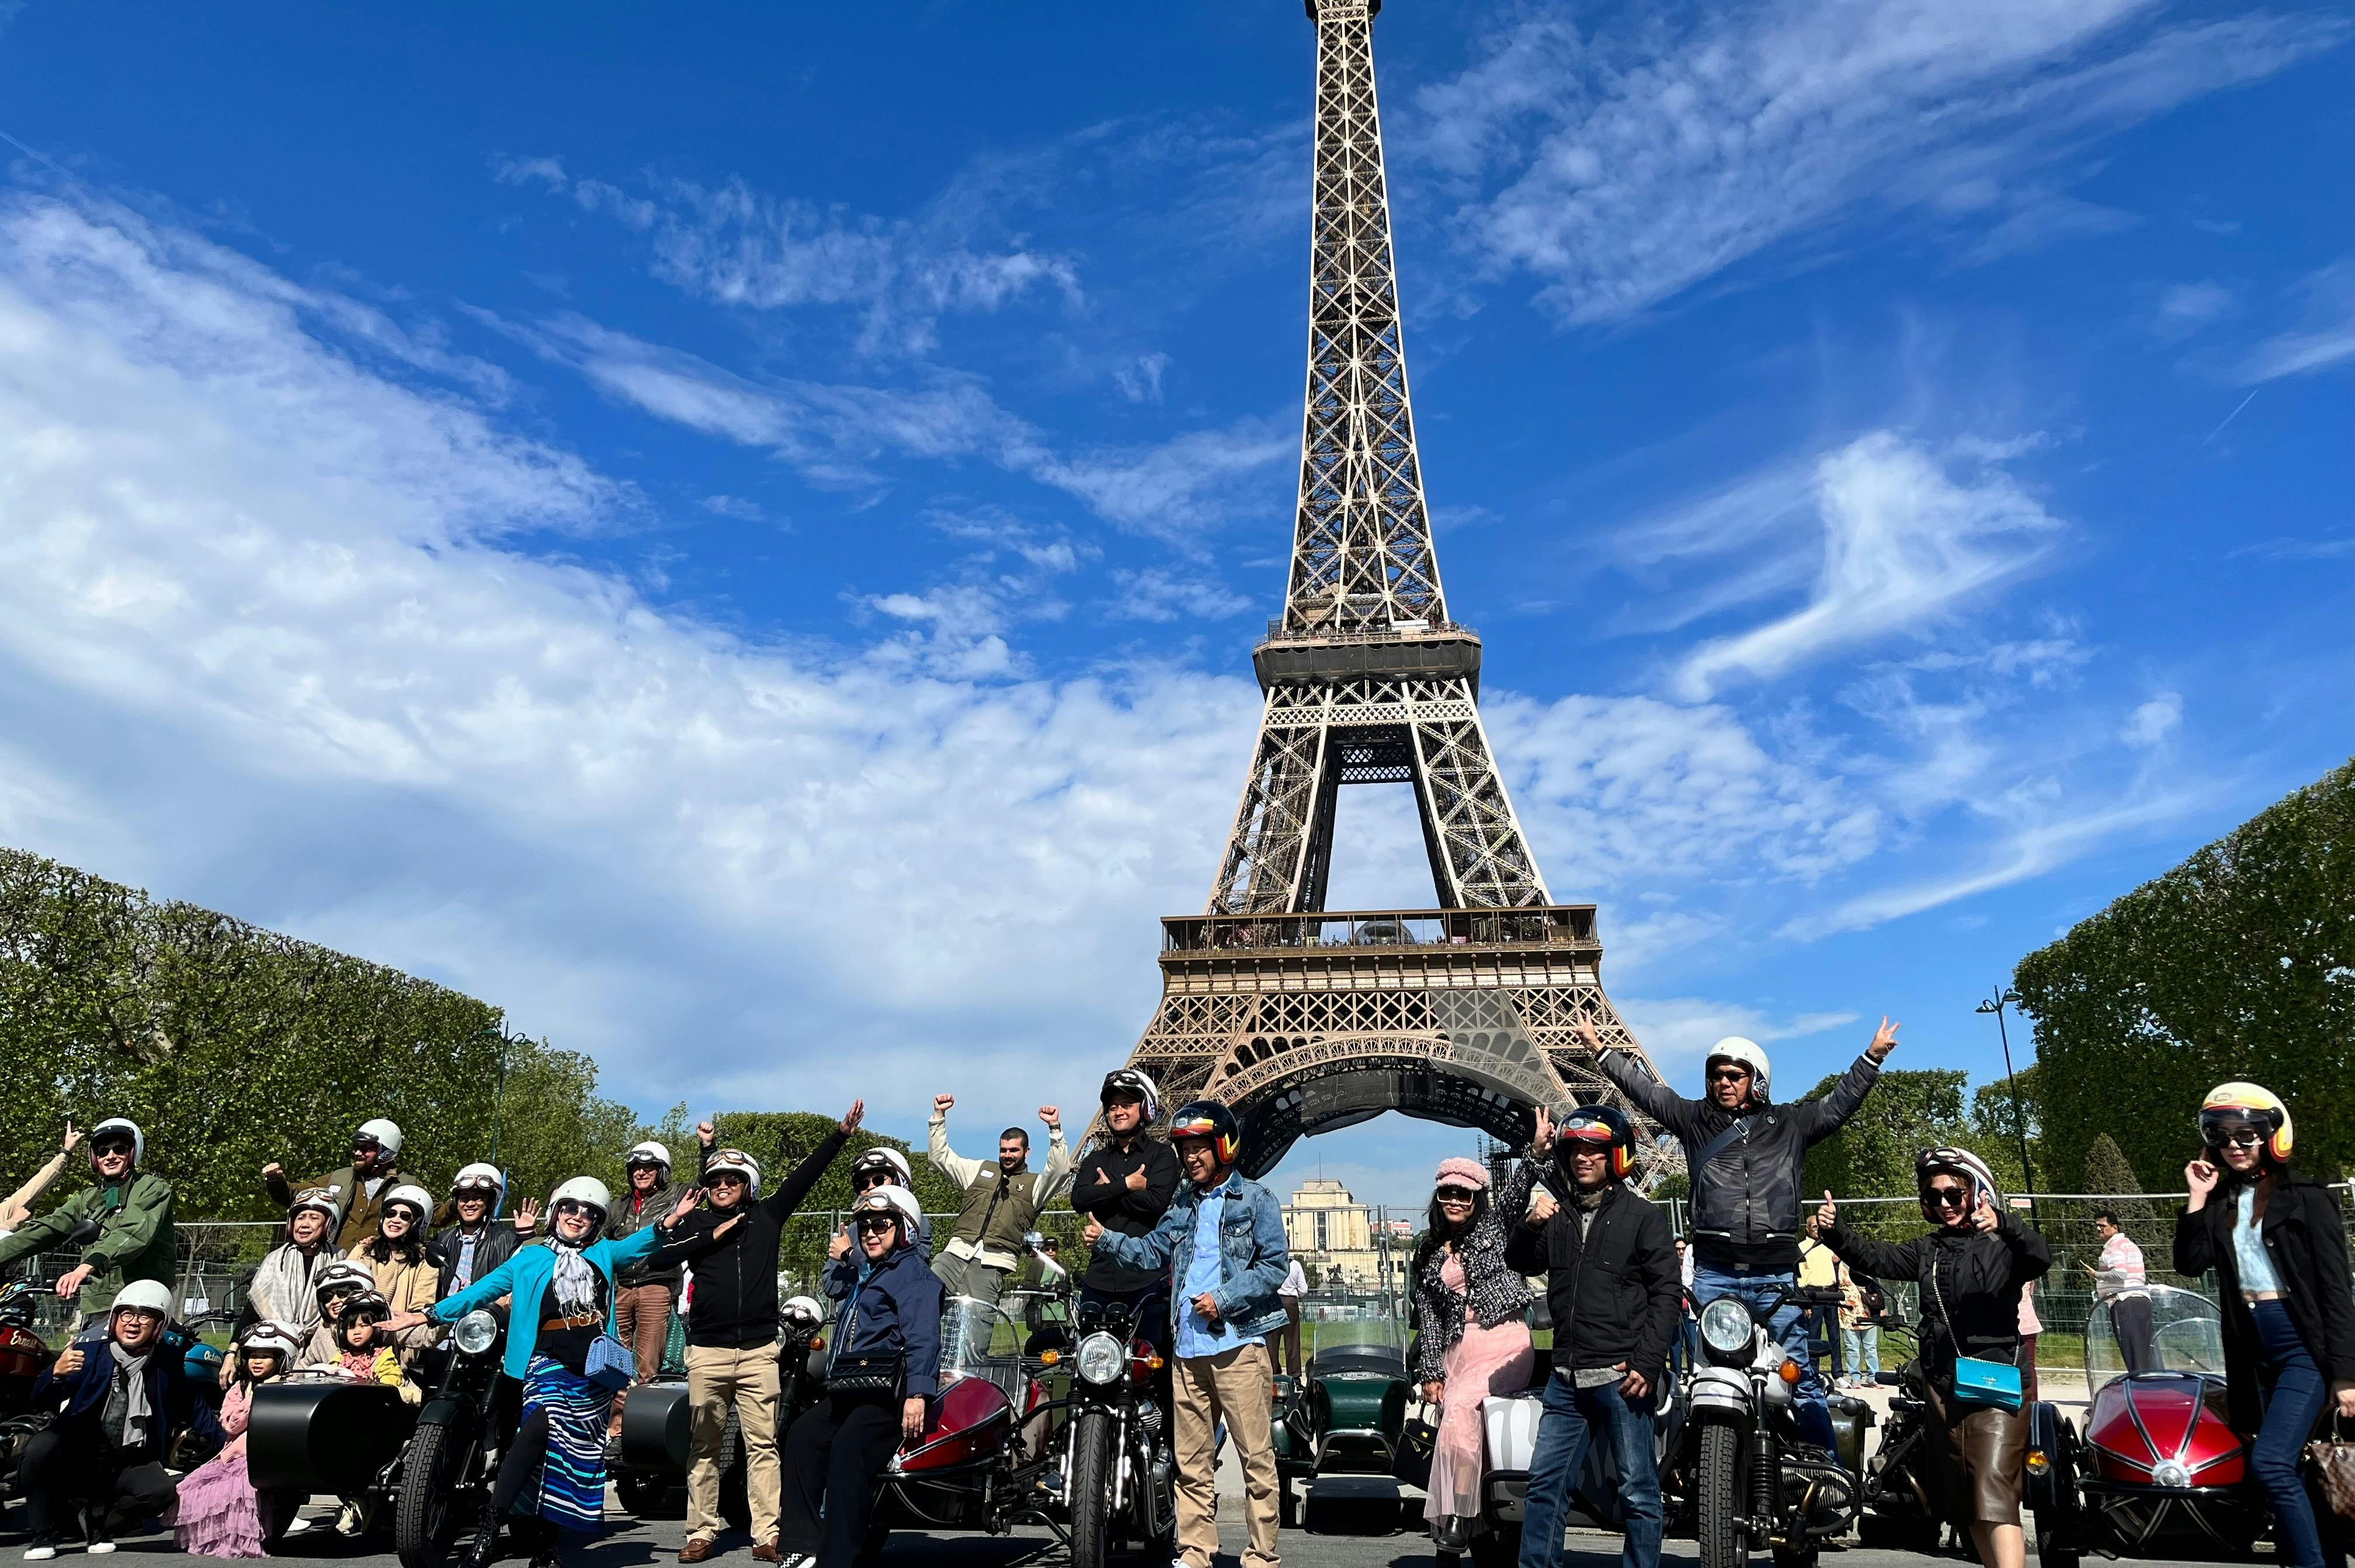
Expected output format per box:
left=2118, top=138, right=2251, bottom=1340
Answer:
left=1304, top=1295, right=1407, bottom=1375
left=2085, top=1282, right=2226, bottom=1389
left=937, top=1295, right=1025, bottom=1399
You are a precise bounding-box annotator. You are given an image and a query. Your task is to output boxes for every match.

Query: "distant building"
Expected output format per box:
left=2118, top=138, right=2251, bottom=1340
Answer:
left=1284, top=1177, right=1387, bottom=1292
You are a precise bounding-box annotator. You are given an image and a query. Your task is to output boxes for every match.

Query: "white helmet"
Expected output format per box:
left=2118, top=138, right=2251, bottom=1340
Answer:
left=288, top=1186, right=343, bottom=1226
left=1704, top=1037, right=1772, bottom=1103
left=850, top=1184, right=923, bottom=1246
left=356, top=1118, right=404, bottom=1159
left=550, top=1176, right=612, bottom=1216
left=238, top=1319, right=304, bottom=1361
left=451, top=1163, right=505, bottom=1195
left=110, top=1280, right=174, bottom=1318
left=626, top=1141, right=673, bottom=1179
left=1099, top=1067, right=1163, bottom=1124
left=381, top=1184, right=433, bottom=1225
left=850, top=1147, right=913, bottom=1187
left=90, top=1118, right=145, bottom=1168
left=312, top=1259, right=376, bottom=1303
left=781, top=1294, right=826, bottom=1329
left=704, top=1148, right=762, bottom=1194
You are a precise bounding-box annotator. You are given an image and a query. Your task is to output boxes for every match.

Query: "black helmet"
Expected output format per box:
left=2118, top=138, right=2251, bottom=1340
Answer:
left=1100, top=1068, right=1162, bottom=1122
left=1557, top=1104, right=1637, bottom=1180
left=1166, top=1101, right=1241, bottom=1167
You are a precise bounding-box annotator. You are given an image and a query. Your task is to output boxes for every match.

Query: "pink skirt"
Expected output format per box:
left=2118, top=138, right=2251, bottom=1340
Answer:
left=1425, top=1312, right=1536, bottom=1521
left=168, top=1444, right=276, bottom=1559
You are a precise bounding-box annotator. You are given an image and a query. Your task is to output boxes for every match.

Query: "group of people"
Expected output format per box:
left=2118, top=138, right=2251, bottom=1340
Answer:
left=6, top=1044, right=2352, bottom=1568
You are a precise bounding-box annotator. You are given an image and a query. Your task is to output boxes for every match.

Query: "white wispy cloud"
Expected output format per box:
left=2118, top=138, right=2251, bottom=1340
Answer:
left=1413, top=1, right=2346, bottom=322
left=1668, top=432, right=2062, bottom=698
left=2234, top=258, right=2355, bottom=383
left=2120, top=691, right=2183, bottom=746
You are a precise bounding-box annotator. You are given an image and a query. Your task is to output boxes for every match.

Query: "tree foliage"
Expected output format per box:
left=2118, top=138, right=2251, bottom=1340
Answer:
left=2014, top=757, right=2355, bottom=1191
left=2079, top=1133, right=2165, bottom=1253
left=1798, top=1068, right=2034, bottom=1240
left=0, top=847, right=639, bottom=1218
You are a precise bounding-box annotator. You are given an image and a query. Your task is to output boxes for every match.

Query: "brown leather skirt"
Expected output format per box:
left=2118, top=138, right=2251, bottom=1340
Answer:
left=1921, top=1381, right=2027, bottom=1527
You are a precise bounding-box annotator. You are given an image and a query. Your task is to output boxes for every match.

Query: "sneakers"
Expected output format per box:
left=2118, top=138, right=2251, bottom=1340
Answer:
left=85, top=1518, right=115, bottom=1556
left=22, top=1540, right=57, bottom=1562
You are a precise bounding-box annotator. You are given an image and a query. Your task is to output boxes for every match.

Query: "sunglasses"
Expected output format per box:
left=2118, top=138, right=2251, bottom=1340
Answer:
left=1707, top=1066, right=1750, bottom=1083
left=352, top=1140, right=381, bottom=1153
left=1434, top=1185, right=1478, bottom=1204
left=855, top=1216, right=897, bottom=1234
left=92, top=1138, right=136, bottom=1155
left=1922, top=1186, right=1972, bottom=1210
left=552, top=1199, right=600, bottom=1218
left=2206, top=1128, right=2264, bottom=1150
left=855, top=1170, right=895, bottom=1190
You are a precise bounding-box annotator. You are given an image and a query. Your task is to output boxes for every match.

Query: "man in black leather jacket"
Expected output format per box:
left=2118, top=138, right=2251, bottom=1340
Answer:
left=426, top=1163, right=528, bottom=1296
left=1503, top=1105, right=1679, bottom=1568
left=1583, top=1016, right=1898, bottom=1455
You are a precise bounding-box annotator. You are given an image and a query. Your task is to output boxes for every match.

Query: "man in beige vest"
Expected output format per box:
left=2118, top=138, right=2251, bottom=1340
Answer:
left=928, top=1095, right=1071, bottom=1306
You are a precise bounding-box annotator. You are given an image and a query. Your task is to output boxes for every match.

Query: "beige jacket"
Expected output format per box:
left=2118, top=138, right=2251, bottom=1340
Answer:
left=0, top=1149, right=73, bottom=1233
left=363, top=1249, right=442, bottom=1365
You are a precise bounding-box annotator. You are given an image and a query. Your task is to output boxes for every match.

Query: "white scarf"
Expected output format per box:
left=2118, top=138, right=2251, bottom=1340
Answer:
left=252, top=1241, right=342, bottom=1336
left=550, top=1240, right=600, bottom=1316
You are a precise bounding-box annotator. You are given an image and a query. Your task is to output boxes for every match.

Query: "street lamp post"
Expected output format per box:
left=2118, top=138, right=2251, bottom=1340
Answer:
left=1976, top=987, right=2037, bottom=1220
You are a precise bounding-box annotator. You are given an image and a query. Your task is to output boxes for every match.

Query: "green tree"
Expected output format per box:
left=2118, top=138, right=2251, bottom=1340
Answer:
left=2080, top=1133, right=2165, bottom=1253
left=2014, top=757, right=2355, bottom=1190
left=1799, top=1068, right=2028, bottom=1241
left=1969, top=1062, right=2046, bottom=1192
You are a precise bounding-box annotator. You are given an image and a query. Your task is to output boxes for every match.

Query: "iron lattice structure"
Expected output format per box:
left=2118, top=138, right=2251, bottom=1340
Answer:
left=1111, top=0, right=1672, bottom=1179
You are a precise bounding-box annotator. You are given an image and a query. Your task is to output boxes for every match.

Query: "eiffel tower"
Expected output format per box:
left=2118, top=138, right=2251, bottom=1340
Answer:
left=1110, top=0, right=1670, bottom=1178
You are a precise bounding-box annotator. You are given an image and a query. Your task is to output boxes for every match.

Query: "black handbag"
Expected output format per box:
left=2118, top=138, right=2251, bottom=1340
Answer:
left=826, top=1351, right=904, bottom=1397
left=1393, top=1399, right=1439, bottom=1490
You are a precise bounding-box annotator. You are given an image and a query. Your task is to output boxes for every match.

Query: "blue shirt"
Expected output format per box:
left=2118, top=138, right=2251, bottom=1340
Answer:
left=2232, top=1185, right=2281, bottom=1294
left=1176, top=1173, right=1260, bottom=1358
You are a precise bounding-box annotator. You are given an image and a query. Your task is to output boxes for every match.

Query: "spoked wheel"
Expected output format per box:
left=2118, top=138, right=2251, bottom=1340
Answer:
left=1696, top=1424, right=1746, bottom=1568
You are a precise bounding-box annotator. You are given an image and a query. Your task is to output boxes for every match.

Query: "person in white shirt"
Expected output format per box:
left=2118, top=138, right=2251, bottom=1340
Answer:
left=2088, top=1208, right=2155, bottom=1372
left=1277, top=1257, right=1308, bottom=1380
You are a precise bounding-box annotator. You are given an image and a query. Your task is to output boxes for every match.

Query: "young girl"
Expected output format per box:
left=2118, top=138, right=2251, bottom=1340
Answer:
left=169, top=1320, right=302, bottom=1558
left=323, top=1294, right=414, bottom=1395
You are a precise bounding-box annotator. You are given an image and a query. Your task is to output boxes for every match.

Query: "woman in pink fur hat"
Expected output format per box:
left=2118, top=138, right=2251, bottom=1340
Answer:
left=1407, top=1118, right=1552, bottom=1553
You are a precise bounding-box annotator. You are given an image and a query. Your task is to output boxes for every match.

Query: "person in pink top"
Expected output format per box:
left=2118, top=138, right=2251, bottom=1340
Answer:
left=168, top=1320, right=301, bottom=1558
left=1407, top=1125, right=1550, bottom=1555
left=2087, top=1209, right=2155, bottom=1372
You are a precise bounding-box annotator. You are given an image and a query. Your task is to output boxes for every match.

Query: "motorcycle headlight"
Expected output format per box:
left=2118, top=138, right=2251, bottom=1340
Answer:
left=1699, top=1298, right=1753, bottom=1358
left=454, top=1310, right=499, bottom=1357
left=1075, top=1331, right=1127, bottom=1386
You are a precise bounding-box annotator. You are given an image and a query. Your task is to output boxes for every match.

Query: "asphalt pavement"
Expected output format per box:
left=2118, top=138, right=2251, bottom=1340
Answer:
left=5, top=1488, right=2227, bottom=1568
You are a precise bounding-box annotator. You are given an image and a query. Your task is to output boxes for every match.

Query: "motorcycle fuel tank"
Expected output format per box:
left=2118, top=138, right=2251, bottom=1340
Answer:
left=2086, top=1374, right=2244, bottom=1487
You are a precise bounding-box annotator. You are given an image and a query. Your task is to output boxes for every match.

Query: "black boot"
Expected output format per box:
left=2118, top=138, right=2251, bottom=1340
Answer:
left=526, top=1518, right=561, bottom=1568
left=462, top=1500, right=505, bottom=1568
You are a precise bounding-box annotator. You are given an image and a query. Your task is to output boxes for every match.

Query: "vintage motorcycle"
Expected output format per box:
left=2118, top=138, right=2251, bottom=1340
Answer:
left=2025, top=1283, right=2253, bottom=1566
left=247, top=1307, right=505, bottom=1555
left=613, top=1295, right=832, bottom=1527
left=1675, top=1283, right=1866, bottom=1568
left=1051, top=1292, right=1175, bottom=1568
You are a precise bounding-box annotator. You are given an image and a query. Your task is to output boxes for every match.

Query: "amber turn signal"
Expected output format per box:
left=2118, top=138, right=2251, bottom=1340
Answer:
left=1040, top=1350, right=1061, bottom=1366
left=1777, top=1360, right=1802, bottom=1384
left=2025, top=1450, right=2050, bottom=1473
left=1148, top=1355, right=1166, bottom=1371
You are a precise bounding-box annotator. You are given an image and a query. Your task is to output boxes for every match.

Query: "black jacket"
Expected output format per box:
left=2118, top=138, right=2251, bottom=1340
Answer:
left=1411, top=1155, right=1540, bottom=1384
left=1599, top=1048, right=1881, bottom=1273
left=1503, top=1181, right=1680, bottom=1386
left=426, top=1221, right=527, bottom=1299
left=651, top=1129, right=847, bottom=1350
left=1067, top=1136, right=1181, bottom=1294
left=2175, top=1169, right=2355, bottom=1434
left=32, top=1336, right=225, bottom=1461
left=1825, top=1216, right=2049, bottom=1379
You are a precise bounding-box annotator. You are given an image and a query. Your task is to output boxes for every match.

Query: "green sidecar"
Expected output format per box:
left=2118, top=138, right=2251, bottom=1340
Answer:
left=1272, top=1298, right=1412, bottom=1525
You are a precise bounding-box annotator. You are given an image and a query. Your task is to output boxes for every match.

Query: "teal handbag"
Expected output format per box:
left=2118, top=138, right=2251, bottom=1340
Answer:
left=1927, top=1251, right=2024, bottom=1412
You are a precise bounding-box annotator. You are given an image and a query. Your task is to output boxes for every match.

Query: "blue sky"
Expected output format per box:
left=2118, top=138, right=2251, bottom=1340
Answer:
left=1, top=1, right=2350, bottom=1207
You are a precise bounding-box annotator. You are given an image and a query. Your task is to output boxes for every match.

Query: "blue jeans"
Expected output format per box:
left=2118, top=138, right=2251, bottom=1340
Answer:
left=2252, top=1302, right=2340, bottom=1568
left=1690, top=1265, right=1839, bottom=1455
left=1518, top=1372, right=1661, bottom=1568
left=1841, top=1324, right=1880, bottom=1383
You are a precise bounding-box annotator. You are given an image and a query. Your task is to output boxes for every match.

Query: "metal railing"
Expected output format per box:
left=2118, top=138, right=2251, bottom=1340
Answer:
left=1162, top=905, right=1598, bottom=955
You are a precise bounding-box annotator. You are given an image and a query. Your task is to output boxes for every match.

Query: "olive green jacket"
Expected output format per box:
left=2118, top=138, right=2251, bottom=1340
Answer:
left=0, top=1173, right=176, bottom=1316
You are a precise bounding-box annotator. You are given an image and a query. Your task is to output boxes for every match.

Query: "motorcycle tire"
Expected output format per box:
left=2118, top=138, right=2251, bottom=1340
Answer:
left=614, top=1470, right=677, bottom=1519
left=719, top=1411, right=750, bottom=1534
left=1696, top=1424, right=1745, bottom=1568
left=395, top=1421, right=475, bottom=1568
left=1068, top=1407, right=1116, bottom=1568
left=2035, top=1419, right=2083, bottom=1568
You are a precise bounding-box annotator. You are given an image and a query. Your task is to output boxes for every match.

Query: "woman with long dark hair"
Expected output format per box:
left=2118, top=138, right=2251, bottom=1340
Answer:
left=1408, top=1113, right=1551, bottom=1553
left=357, top=1184, right=439, bottom=1367
left=2175, top=1083, right=2355, bottom=1568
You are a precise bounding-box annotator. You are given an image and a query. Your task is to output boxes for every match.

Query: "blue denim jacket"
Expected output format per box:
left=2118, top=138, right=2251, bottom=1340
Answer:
left=1093, top=1169, right=1291, bottom=1343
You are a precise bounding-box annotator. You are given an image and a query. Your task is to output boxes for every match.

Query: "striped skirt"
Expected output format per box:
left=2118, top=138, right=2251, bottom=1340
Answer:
left=522, top=1355, right=619, bottom=1530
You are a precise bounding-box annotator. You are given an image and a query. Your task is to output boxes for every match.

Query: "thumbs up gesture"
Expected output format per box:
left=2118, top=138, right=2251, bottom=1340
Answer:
left=1815, top=1190, right=1838, bottom=1232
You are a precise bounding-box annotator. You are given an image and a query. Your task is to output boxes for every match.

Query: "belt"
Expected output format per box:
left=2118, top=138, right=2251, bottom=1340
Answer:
left=540, top=1312, right=602, bottom=1332
left=2245, top=1291, right=2284, bottom=1303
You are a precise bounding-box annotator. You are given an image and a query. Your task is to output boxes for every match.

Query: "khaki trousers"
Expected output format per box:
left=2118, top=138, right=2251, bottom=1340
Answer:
left=685, top=1344, right=781, bottom=1544
left=1172, top=1340, right=1280, bottom=1568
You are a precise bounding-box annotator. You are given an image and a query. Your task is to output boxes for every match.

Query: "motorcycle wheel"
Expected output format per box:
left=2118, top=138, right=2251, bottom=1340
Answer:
left=614, top=1470, right=676, bottom=1518
left=2035, top=1420, right=2083, bottom=1568
left=394, top=1422, right=475, bottom=1568
left=1696, top=1423, right=1745, bottom=1568
left=1067, top=1407, right=1116, bottom=1568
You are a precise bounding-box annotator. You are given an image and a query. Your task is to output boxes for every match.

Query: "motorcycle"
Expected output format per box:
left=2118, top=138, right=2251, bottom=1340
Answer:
left=0, top=1282, right=62, bottom=1519
left=1051, top=1293, right=1175, bottom=1568
left=612, top=1295, right=832, bottom=1528
left=1675, top=1282, right=1865, bottom=1568
left=248, top=1309, right=508, bottom=1552
left=1270, top=1293, right=1412, bottom=1528
left=2026, top=1283, right=2254, bottom=1566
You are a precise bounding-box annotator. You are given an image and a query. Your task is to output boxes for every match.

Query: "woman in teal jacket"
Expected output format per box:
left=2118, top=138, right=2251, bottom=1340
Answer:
left=388, top=1174, right=700, bottom=1568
